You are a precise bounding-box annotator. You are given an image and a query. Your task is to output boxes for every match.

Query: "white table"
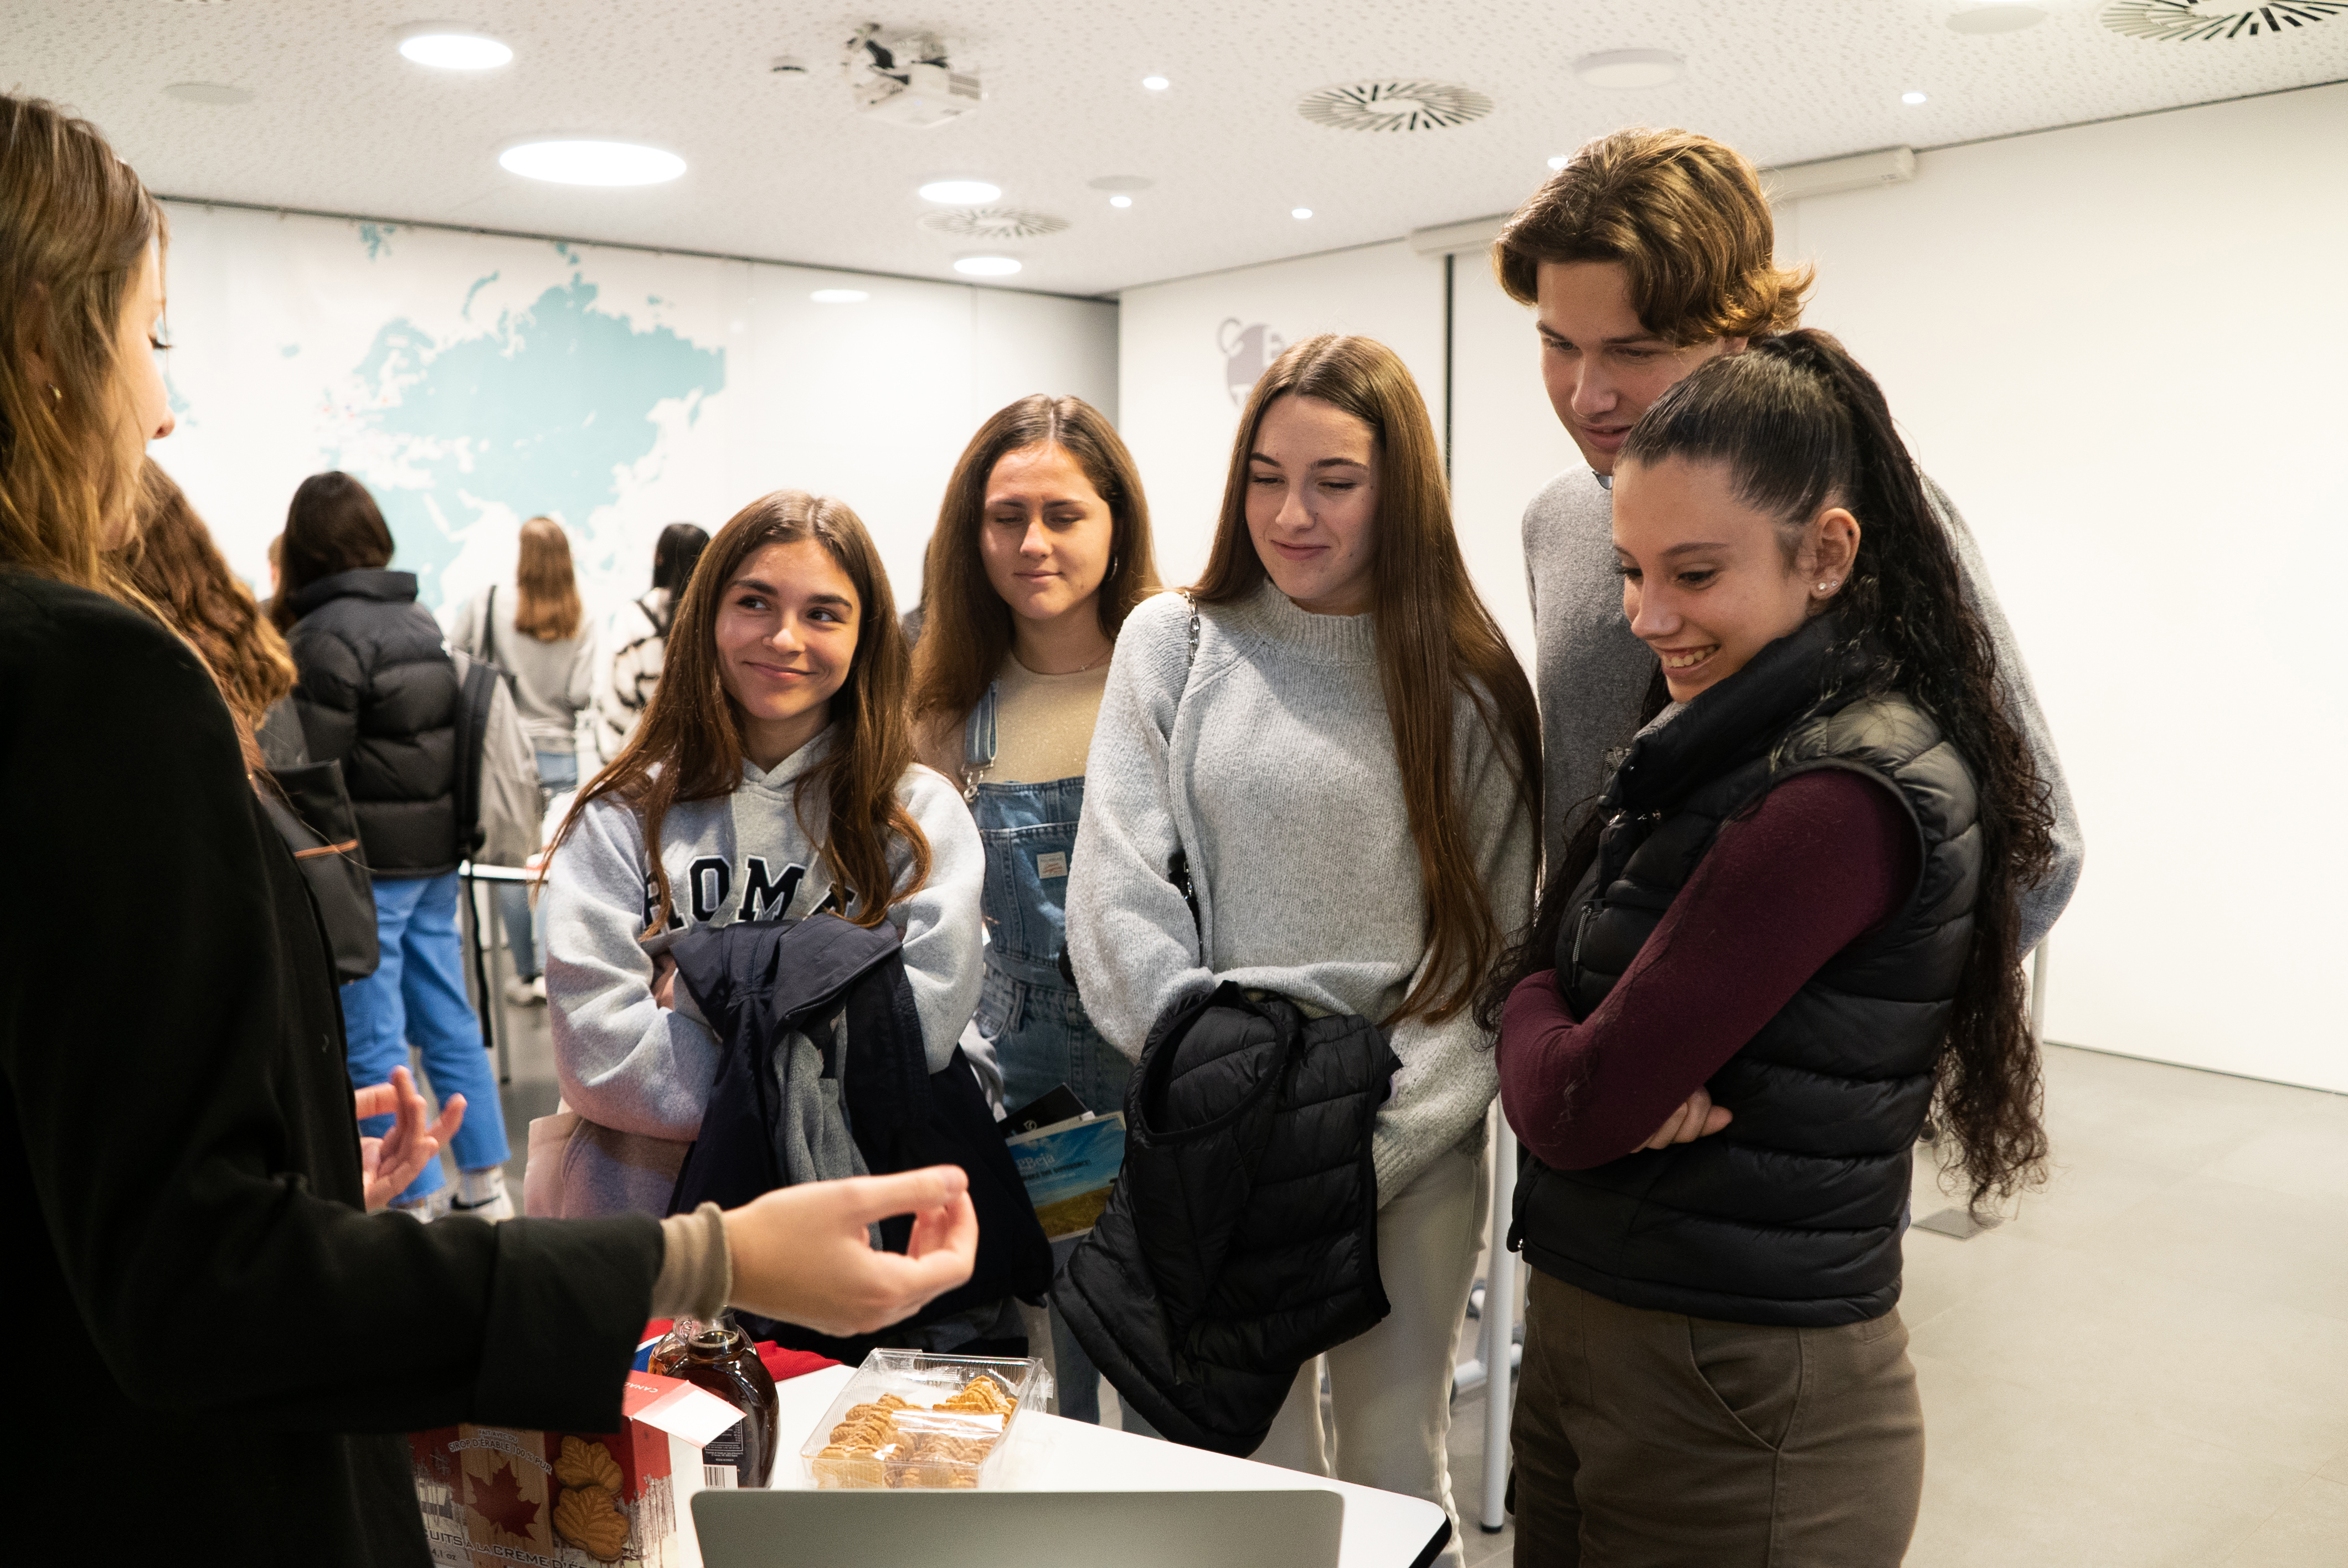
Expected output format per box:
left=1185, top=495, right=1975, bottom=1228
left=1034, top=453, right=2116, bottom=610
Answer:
left=763, top=1364, right=1452, bottom=1568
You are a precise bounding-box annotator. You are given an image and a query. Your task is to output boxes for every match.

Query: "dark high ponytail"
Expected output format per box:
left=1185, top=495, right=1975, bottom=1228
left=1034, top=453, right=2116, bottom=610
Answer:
left=1489, top=329, right=2053, bottom=1215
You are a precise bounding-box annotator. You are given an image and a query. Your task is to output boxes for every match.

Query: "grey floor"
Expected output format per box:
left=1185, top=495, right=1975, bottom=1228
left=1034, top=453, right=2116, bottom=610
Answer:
left=447, top=956, right=2348, bottom=1566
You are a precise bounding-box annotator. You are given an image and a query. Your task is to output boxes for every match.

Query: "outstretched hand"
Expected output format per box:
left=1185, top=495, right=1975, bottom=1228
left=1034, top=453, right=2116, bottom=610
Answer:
left=1641, top=1086, right=1733, bottom=1150
left=356, top=1065, right=467, bottom=1210
left=723, top=1166, right=979, bottom=1338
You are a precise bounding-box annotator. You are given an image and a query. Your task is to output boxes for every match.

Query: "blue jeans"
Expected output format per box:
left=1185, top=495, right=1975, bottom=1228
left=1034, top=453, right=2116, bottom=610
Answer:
left=496, top=749, right=576, bottom=980
left=344, top=870, right=512, bottom=1204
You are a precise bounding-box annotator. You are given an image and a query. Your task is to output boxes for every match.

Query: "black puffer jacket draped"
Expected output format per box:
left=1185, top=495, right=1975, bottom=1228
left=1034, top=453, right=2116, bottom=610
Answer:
left=285, top=569, right=462, bottom=876
left=666, top=913, right=1052, bottom=1363
left=1515, top=617, right=1983, bottom=1327
left=1056, top=982, right=1399, bottom=1456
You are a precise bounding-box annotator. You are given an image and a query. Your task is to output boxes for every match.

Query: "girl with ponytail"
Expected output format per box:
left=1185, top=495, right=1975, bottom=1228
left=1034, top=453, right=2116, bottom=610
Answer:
left=1491, top=328, right=2054, bottom=1564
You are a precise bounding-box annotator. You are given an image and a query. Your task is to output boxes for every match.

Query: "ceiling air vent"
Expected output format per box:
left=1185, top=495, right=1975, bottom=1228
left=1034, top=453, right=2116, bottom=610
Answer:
left=2099, top=1, right=2345, bottom=38
left=1296, top=81, right=1493, bottom=133
left=920, top=208, right=1070, bottom=241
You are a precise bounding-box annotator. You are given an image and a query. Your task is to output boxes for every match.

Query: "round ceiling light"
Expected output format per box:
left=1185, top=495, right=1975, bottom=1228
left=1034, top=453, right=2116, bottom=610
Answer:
left=1142, top=75, right=1170, bottom=91
left=919, top=179, right=1001, bottom=205
left=1571, top=49, right=1684, bottom=90
left=810, top=288, right=869, bottom=303
left=1903, top=90, right=1930, bottom=104
left=164, top=82, right=254, bottom=106
left=1547, top=153, right=1569, bottom=170
left=499, top=140, right=686, bottom=186
left=954, top=255, right=1022, bottom=277
left=1109, top=194, right=1132, bottom=208
left=1292, top=207, right=1314, bottom=220
left=399, top=31, right=514, bottom=70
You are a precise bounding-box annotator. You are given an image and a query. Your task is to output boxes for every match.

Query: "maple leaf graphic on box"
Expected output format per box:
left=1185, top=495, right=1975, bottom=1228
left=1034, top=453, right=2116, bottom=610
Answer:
left=469, top=1457, right=542, bottom=1540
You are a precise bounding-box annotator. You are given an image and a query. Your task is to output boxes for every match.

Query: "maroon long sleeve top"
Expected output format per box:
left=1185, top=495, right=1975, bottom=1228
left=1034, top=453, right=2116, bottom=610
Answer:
left=1497, top=769, right=1921, bottom=1171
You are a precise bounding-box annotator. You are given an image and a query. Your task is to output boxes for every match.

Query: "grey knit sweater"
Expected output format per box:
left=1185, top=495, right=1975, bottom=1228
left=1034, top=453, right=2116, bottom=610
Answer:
left=1066, top=583, right=1535, bottom=1205
left=1523, top=467, right=2084, bottom=955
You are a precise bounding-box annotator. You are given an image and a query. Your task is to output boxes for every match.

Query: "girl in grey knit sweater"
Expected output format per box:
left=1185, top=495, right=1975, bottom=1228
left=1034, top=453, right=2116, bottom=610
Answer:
left=1067, top=336, right=1539, bottom=1565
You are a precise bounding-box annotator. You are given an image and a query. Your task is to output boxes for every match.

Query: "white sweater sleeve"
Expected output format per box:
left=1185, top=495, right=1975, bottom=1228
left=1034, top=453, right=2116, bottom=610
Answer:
left=891, top=765, right=988, bottom=1074
left=1369, top=695, right=1535, bottom=1202
left=1066, top=593, right=1216, bottom=1063
left=540, top=798, right=721, bottom=1142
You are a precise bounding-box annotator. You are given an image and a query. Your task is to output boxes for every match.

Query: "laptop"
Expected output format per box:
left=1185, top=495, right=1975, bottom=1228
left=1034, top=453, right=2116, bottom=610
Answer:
left=692, top=1487, right=1346, bottom=1567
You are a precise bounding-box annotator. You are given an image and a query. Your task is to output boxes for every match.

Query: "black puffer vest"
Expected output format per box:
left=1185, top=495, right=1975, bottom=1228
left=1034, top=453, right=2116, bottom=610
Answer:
left=1514, top=617, right=1983, bottom=1327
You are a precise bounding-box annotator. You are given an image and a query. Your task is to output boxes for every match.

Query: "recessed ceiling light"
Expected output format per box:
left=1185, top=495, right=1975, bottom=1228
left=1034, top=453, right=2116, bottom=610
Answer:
left=1142, top=75, right=1170, bottom=91
left=1571, top=49, right=1683, bottom=90
left=1902, top=90, right=1929, bottom=105
left=163, top=82, right=254, bottom=106
left=399, top=31, right=513, bottom=70
left=499, top=140, right=686, bottom=187
left=810, top=288, right=869, bottom=303
left=1547, top=154, right=1568, bottom=171
left=1109, top=194, right=1133, bottom=208
left=919, top=179, right=1001, bottom=205
left=1292, top=207, right=1314, bottom=220
left=954, top=255, right=1022, bottom=277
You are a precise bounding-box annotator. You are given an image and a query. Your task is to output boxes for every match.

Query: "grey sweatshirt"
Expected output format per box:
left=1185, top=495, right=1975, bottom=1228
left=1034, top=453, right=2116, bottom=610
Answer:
left=448, top=586, right=598, bottom=755
left=539, top=728, right=986, bottom=1218
left=1066, top=584, right=1536, bottom=1205
left=1523, top=467, right=2083, bottom=955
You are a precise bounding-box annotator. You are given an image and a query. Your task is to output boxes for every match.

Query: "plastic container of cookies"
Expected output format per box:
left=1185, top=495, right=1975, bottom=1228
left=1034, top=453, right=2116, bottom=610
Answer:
left=799, top=1349, right=1051, bottom=1490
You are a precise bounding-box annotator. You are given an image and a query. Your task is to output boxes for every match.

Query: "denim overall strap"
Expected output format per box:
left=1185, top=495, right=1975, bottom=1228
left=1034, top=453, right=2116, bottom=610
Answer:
left=961, top=680, right=998, bottom=802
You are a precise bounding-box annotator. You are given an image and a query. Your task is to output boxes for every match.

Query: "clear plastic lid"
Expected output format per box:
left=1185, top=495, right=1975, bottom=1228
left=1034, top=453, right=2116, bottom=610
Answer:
left=800, top=1349, right=1051, bottom=1490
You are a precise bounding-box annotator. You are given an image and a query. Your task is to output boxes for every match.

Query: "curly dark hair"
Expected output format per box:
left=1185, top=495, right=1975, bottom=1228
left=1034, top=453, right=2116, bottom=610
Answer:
left=1485, top=329, right=2053, bottom=1215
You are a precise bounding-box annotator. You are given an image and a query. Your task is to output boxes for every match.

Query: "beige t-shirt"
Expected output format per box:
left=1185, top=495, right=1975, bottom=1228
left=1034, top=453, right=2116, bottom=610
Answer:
left=985, top=654, right=1110, bottom=785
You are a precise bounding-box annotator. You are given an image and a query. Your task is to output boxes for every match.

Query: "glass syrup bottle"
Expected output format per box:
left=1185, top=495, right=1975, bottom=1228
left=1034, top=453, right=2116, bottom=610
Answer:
left=648, top=1313, right=779, bottom=1488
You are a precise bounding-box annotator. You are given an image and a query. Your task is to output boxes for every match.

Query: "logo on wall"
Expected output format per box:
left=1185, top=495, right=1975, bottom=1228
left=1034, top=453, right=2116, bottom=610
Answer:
left=1218, top=318, right=1285, bottom=404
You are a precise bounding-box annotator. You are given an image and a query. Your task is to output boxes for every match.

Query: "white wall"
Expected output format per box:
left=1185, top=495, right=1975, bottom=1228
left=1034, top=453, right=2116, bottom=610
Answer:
left=152, top=203, right=1116, bottom=623
left=1450, top=254, right=1582, bottom=664
left=1781, top=82, right=2348, bottom=1091
left=1116, top=240, right=1447, bottom=586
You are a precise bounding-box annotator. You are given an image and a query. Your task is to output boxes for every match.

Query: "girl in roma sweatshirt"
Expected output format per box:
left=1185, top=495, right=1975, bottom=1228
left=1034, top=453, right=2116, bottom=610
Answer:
left=534, top=491, right=985, bottom=1223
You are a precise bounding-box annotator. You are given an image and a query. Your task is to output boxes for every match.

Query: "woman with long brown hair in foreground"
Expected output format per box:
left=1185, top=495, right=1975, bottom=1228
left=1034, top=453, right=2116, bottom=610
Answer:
left=0, top=92, right=976, bottom=1560
left=1063, top=334, right=1541, bottom=1562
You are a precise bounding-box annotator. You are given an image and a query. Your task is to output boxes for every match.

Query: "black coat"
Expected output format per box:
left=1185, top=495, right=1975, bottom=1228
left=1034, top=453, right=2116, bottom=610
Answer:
left=1516, top=617, right=1984, bottom=1327
left=1, top=574, right=663, bottom=1565
left=285, top=568, right=463, bottom=876
left=668, top=914, right=1052, bottom=1362
left=1055, top=983, right=1399, bottom=1456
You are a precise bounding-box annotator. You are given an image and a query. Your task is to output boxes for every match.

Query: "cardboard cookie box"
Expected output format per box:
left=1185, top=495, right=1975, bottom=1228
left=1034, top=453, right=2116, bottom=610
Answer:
left=410, top=1371, right=745, bottom=1568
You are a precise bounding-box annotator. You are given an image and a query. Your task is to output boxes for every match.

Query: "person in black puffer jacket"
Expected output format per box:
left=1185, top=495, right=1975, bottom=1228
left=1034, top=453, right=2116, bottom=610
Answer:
left=1489, top=332, right=2057, bottom=1567
left=277, top=472, right=512, bottom=1220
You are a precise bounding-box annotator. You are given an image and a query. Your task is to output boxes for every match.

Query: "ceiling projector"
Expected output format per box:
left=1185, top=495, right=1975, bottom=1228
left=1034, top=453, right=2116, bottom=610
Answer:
left=843, top=25, right=981, bottom=128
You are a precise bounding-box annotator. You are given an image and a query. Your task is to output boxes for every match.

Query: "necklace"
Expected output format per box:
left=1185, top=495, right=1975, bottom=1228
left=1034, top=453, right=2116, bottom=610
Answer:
left=1019, top=643, right=1113, bottom=677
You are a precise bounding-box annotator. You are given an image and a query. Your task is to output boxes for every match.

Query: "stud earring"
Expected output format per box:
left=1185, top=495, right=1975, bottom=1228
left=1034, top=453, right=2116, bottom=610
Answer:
left=1817, top=580, right=1838, bottom=592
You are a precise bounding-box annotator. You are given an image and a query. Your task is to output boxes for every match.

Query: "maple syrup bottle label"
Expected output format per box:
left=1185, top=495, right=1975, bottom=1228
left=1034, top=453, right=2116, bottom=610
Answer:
left=702, top=1422, right=746, bottom=1489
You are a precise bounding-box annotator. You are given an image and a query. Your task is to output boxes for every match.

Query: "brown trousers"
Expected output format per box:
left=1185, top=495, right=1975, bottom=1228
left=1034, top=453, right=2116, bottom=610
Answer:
left=1510, top=1270, right=1923, bottom=1567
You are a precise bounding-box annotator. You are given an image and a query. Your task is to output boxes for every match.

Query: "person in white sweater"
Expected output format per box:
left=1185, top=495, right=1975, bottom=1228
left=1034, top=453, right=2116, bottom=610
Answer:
left=447, top=514, right=600, bottom=1004
left=1066, top=334, right=1541, bottom=1565
left=533, top=490, right=984, bottom=1225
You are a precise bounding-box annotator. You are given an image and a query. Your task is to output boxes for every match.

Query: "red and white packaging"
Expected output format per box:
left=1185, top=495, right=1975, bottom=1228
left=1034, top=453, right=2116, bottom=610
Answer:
left=409, top=1371, right=746, bottom=1568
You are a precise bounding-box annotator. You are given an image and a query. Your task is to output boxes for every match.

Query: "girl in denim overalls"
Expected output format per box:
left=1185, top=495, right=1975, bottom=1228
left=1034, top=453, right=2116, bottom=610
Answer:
left=912, top=395, right=1162, bottom=1422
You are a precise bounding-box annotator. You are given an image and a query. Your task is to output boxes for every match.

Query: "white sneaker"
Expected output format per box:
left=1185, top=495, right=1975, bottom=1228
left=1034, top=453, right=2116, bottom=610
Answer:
left=451, top=1167, right=515, bottom=1222
left=503, top=975, right=547, bottom=1007
left=392, top=1188, right=451, bottom=1224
